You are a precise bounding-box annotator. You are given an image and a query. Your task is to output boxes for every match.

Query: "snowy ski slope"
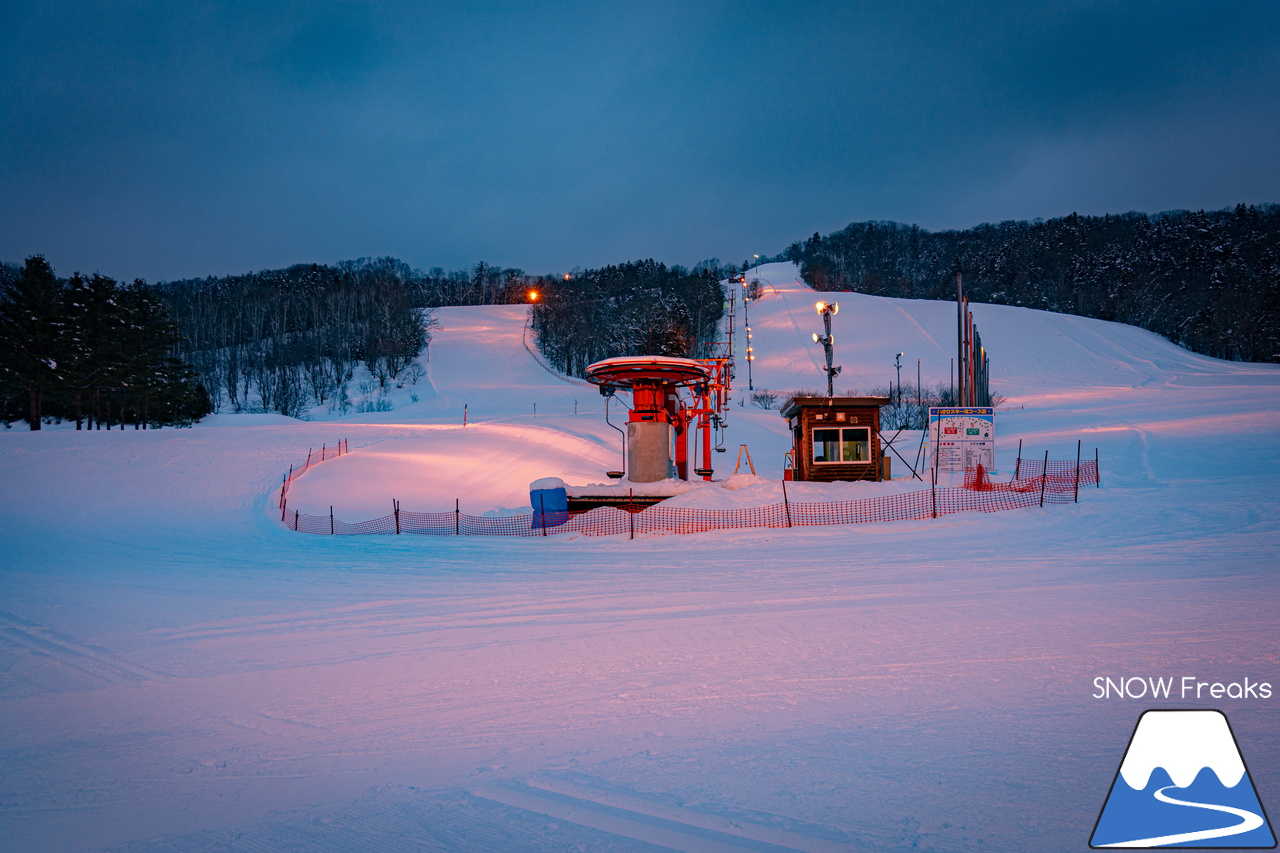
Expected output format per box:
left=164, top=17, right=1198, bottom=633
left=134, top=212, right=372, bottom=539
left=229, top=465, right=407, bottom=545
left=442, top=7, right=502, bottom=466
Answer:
left=1, top=264, right=1278, bottom=852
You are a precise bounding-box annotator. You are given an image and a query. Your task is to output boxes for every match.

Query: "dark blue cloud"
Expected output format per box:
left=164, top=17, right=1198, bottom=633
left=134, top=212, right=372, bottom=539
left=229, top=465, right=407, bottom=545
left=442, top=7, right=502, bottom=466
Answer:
left=2, top=1, right=1278, bottom=281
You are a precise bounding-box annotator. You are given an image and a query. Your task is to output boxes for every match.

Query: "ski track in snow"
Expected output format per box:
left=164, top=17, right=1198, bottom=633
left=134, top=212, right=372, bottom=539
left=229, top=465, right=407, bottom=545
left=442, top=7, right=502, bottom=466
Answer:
left=1, top=263, right=1278, bottom=851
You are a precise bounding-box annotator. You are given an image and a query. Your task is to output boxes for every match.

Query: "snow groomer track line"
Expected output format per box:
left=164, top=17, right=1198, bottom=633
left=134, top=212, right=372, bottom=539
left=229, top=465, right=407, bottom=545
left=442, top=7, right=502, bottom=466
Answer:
left=0, top=611, right=167, bottom=684
left=274, top=443, right=1100, bottom=537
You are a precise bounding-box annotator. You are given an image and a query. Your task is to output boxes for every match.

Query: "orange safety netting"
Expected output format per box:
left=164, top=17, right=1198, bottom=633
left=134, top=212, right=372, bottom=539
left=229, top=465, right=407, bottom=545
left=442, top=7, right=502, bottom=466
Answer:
left=278, top=448, right=1100, bottom=538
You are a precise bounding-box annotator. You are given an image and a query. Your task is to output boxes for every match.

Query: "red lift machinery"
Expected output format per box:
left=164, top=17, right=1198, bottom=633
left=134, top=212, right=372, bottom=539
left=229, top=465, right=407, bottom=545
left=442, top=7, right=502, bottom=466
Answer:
left=584, top=355, right=732, bottom=482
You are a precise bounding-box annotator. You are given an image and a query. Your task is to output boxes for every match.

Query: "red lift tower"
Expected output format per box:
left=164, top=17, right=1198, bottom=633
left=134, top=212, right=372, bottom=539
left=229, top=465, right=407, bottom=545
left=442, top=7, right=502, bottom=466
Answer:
left=585, top=355, right=732, bottom=483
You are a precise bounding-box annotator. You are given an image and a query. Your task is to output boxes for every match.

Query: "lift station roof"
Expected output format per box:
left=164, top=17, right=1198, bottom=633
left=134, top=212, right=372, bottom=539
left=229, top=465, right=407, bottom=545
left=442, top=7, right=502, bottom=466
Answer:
left=584, top=356, right=712, bottom=387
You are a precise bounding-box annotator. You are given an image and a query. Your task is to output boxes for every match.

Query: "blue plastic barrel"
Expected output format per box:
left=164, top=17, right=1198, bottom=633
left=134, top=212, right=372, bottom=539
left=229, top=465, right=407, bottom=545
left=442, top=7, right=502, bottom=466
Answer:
left=530, top=477, right=569, bottom=529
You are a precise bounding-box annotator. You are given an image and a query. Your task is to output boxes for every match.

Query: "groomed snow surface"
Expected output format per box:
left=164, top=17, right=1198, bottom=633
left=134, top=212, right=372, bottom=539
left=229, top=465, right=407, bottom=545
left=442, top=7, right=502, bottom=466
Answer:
left=2, top=264, right=1278, bottom=851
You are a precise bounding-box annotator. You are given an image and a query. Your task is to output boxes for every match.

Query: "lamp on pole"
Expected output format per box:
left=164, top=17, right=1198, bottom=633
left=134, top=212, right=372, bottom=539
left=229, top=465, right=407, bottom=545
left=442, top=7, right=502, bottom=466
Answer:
left=813, top=301, right=841, bottom=399
left=894, top=352, right=903, bottom=407
left=741, top=275, right=754, bottom=391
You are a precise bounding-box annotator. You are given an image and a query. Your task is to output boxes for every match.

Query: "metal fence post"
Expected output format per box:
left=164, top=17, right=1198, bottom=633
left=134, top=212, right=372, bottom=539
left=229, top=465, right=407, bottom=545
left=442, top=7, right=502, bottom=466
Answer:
left=781, top=477, right=793, bottom=527
left=1015, top=439, right=1022, bottom=479
left=538, top=494, right=548, bottom=536
left=394, top=499, right=400, bottom=534
left=1096, top=447, right=1101, bottom=488
left=1074, top=439, right=1081, bottom=503
left=1039, top=450, right=1049, bottom=507
left=455, top=498, right=460, bottom=535
left=330, top=505, right=334, bottom=535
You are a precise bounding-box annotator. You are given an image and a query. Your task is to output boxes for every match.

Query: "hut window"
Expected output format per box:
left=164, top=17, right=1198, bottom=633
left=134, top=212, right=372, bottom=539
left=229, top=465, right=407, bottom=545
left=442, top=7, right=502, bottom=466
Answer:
left=812, top=427, right=871, bottom=464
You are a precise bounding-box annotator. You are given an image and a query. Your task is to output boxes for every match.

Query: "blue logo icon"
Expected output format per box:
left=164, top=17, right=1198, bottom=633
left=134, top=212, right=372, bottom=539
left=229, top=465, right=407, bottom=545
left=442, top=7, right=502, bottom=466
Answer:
left=1091, top=710, right=1275, bottom=848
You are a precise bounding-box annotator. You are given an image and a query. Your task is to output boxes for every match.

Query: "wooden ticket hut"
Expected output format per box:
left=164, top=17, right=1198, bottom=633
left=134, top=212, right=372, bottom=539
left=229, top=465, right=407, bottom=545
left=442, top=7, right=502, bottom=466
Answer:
left=781, top=396, right=892, bottom=482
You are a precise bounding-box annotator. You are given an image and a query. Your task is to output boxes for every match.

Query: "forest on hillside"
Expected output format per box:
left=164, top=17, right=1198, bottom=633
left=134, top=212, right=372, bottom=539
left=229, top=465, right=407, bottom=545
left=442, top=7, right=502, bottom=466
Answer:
left=0, top=257, right=210, bottom=429
left=530, top=259, right=726, bottom=378
left=779, top=204, right=1280, bottom=362
left=1, top=254, right=721, bottom=425
left=160, top=258, right=433, bottom=417
left=161, top=256, right=631, bottom=417
left=5, top=202, right=1277, bottom=427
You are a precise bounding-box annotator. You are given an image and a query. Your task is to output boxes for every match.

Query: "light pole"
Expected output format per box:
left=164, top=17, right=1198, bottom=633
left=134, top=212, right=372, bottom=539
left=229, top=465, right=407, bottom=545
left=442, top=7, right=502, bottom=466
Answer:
left=741, top=275, right=754, bottom=391
left=894, top=352, right=903, bottom=406
left=813, top=301, right=841, bottom=398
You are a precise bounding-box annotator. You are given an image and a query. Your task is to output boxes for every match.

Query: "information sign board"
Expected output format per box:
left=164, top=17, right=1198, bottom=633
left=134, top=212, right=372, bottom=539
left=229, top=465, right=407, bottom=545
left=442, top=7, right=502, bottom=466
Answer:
left=928, top=407, right=996, bottom=473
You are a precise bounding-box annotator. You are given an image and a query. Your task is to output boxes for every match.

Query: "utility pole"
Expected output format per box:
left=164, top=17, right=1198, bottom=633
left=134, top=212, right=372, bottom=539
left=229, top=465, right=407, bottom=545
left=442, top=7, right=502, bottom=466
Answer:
left=956, top=271, right=963, bottom=406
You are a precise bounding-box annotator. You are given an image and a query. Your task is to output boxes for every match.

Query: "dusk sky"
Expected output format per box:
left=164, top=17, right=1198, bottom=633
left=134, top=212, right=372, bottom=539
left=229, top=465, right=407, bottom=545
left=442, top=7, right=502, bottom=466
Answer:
left=3, top=1, right=1278, bottom=282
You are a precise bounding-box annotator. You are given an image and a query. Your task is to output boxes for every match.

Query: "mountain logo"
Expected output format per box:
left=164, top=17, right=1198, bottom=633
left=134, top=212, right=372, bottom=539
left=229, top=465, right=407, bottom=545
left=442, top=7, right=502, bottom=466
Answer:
left=1091, top=710, right=1276, bottom=848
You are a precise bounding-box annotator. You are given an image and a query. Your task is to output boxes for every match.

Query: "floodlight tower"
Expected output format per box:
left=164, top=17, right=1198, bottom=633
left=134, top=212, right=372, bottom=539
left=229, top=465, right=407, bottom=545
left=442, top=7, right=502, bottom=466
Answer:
left=813, top=301, right=841, bottom=398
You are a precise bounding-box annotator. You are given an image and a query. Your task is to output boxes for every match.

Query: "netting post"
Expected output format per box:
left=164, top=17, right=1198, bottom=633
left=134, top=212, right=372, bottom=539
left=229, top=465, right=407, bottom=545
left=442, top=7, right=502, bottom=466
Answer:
left=280, top=472, right=288, bottom=509
left=629, top=489, right=635, bottom=540
left=539, top=494, right=547, bottom=536
left=1015, top=439, right=1022, bottom=479
left=931, top=467, right=937, bottom=518
left=1095, top=447, right=1100, bottom=488
left=322, top=443, right=326, bottom=462
left=294, top=509, right=299, bottom=530
left=781, top=477, right=793, bottom=527
left=1039, top=450, right=1048, bottom=507
left=330, top=505, right=334, bottom=535
left=1074, top=439, right=1081, bottom=503
left=455, top=499, right=460, bottom=535
left=394, top=499, right=400, bottom=534
left=306, top=448, right=312, bottom=469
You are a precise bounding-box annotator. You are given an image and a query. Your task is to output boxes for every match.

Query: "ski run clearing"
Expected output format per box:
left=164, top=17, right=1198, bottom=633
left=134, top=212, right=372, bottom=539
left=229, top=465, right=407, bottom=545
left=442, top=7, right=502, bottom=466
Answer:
left=1, top=263, right=1277, bottom=852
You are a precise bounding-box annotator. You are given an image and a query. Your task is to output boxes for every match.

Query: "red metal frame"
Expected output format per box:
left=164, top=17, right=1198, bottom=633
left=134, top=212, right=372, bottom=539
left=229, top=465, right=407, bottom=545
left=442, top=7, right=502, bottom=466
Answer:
left=585, top=355, right=733, bottom=481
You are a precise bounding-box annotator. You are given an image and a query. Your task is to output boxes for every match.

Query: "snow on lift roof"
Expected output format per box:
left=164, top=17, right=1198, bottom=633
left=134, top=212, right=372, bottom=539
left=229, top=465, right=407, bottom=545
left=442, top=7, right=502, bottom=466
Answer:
left=584, top=356, right=712, bottom=387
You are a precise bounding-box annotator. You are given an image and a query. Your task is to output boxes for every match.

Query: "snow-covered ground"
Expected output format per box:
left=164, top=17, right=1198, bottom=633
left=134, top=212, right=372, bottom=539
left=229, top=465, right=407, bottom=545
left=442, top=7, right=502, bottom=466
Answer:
left=1, top=264, right=1277, bottom=851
